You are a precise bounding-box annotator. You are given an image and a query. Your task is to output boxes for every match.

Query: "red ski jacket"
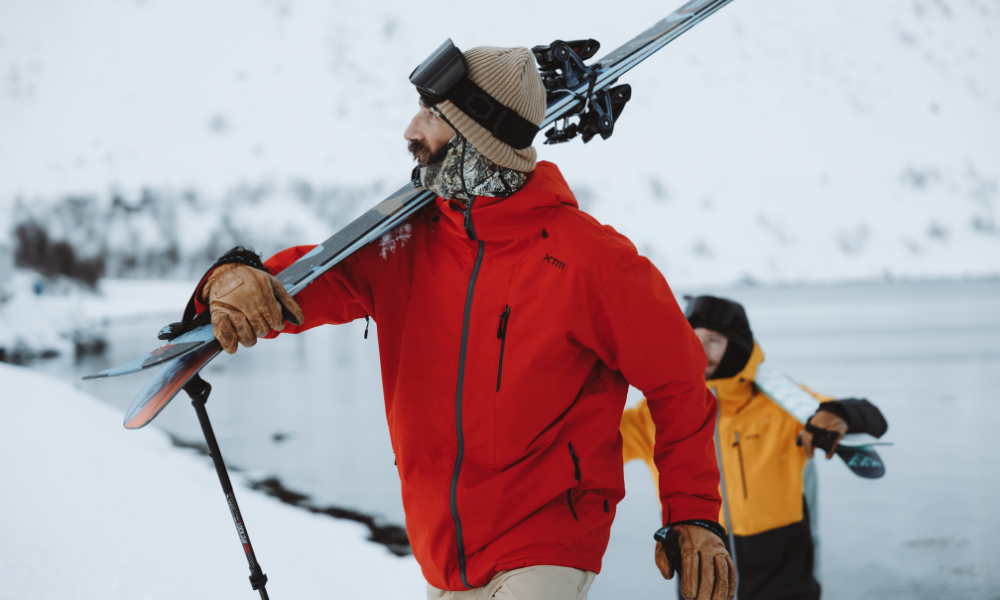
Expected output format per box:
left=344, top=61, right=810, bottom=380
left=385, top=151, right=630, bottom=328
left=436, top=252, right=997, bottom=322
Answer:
left=202, top=162, right=720, bottom=590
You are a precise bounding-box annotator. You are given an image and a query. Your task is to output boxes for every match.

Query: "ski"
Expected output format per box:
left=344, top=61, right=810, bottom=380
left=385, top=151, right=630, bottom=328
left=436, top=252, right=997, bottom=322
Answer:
left=83, top=0, right=738, bottom=429
left=834, top=434, right=890, bottom=479
left=123, top=341, right=222, bottom=429
left=83, top=182, right=433, bottom=379
left=84, top=0, right=735, bottom=383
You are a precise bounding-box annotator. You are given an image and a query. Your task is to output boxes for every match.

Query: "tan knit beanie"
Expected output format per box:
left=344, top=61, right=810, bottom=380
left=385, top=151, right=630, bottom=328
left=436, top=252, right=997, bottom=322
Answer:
left=436, top=46, right=547, bottom=172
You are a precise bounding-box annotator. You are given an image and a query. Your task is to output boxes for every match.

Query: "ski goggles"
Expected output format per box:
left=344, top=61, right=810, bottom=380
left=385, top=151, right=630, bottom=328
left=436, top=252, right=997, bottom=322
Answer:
left=409, top=39, right=540, bottom=150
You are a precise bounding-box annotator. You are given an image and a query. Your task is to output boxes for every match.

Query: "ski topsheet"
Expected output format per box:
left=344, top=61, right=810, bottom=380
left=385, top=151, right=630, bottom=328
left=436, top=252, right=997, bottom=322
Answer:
left=83, top=181, right=434, bottom=379
left=753, top=363, right=889, bottom=478
left=87, top=0, right=737, bottom=427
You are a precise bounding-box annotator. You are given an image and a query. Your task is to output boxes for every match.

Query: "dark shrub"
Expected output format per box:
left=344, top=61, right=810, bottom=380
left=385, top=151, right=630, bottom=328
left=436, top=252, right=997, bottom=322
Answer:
left=14, top=222, right=105, bottom=287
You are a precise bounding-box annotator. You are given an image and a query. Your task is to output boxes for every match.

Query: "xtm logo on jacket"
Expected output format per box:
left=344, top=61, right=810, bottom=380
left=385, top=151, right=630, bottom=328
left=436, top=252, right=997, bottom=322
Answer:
left=543, top=253, right=566, bottom=270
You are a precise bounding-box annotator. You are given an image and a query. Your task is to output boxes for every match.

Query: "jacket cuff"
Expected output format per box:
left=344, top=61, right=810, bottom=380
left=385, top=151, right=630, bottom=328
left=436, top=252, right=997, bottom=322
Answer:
left=817, top=398, right=888, bottom=437
left=657, top=519, right=728, bottom=543
left=661, top=496, right=721, bottom=527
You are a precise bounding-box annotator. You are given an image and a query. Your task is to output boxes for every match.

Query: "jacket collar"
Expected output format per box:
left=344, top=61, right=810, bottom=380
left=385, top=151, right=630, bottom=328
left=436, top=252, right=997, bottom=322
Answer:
left=707, top=343, right=765, bottom=412
left=434, top=161, right=578, bottom=244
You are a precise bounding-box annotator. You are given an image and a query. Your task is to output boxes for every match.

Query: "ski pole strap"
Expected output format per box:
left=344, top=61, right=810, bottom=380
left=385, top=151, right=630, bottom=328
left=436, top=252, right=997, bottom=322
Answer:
left=160, top=247, right=268, bottom=341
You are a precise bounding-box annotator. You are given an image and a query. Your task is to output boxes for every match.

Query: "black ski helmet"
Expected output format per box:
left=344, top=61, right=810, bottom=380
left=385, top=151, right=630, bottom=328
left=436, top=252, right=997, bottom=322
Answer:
left=684, top=295, right=754, bottom=380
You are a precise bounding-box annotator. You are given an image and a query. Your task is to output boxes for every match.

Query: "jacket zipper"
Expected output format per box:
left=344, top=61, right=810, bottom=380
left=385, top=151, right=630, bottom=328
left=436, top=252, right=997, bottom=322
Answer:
left=734, top=431, right=749, bottom=500
left=450, top=233, right=484, bottom=590
left=496, top=306, right=511, bottom=392
left=567, top=442, right=581, bottom=522
left=714, top=404, right=739, bottom=599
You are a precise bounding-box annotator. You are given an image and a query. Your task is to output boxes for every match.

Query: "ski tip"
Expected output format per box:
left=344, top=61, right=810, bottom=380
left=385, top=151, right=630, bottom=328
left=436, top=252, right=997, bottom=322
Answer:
left=82, top=373, right=108, bottom=380
left=123, top=417, right=149, bottom=430
left=836, top=444, right=886, bottom=479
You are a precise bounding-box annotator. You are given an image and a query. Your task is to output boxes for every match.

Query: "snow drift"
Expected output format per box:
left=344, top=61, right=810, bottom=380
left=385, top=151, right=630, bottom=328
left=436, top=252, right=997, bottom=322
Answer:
left=0, top=362, right=425, bottom=599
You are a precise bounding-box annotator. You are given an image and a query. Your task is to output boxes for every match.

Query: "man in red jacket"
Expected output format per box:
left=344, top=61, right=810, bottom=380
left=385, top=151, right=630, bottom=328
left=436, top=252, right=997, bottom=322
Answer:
left=195, top=42, right=733, bottom=600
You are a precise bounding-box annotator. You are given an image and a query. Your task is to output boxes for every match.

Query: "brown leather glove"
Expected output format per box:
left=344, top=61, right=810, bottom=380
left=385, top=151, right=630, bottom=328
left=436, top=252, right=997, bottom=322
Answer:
left=800, top=410, right=849, bottom=459
left=655, top=524, right=736, bottom=600
left=201, top=263, right=304, bottom=354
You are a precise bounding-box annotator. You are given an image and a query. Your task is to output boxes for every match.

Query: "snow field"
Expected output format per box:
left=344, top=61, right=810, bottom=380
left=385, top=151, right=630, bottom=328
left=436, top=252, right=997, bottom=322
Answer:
left=0, top=362, right=424, bottom=599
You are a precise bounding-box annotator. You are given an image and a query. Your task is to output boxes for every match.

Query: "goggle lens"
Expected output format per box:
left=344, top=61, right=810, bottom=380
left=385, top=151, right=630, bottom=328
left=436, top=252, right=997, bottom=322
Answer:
left=409, top=39, right=468, bottom=101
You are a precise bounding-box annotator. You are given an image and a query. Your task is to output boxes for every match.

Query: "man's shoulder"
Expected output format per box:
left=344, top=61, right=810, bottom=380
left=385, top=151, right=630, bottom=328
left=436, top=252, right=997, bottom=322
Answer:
left=549, top=203, right=638, bottom=260
left=552, top=204, right=635, bottom=251
left=525, top=162, right=636, bottom=252
left=540, top=204, right=645, bottom=292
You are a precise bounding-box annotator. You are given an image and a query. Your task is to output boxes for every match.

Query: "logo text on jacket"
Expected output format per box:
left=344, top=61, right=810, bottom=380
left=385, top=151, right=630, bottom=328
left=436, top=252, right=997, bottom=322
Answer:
left=543, top=253, right=566, bottom=270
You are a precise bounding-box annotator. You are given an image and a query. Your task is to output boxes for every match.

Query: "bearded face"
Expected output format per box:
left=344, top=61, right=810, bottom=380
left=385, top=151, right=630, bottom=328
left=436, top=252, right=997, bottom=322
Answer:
left=404, top=103, right=456, bottom=167
left=408, top=138, right=451, bottom=167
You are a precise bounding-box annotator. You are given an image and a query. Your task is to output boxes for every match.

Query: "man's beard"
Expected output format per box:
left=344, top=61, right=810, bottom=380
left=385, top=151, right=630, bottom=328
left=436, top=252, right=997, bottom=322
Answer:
left=408, top=139, right=450, bottom=167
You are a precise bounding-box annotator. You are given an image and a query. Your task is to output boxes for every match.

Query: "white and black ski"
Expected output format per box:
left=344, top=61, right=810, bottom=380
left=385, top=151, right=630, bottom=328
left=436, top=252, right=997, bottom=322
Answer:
left=85, top=0, right=738, bottom=429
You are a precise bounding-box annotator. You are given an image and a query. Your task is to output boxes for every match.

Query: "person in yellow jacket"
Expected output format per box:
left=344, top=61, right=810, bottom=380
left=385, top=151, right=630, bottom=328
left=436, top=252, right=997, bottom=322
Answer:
left=622, top=296, right=887, bottom=600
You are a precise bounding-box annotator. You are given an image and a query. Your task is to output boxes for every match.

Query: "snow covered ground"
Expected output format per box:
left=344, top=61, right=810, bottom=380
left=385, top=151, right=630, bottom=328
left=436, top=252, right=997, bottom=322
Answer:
left=1, top=0, right=998, bottom=286
left=2, top=0, right=1000, bottom=597
left=0, top=361, right=425, bottom=599
left=21, top=277, right=997, bottom=600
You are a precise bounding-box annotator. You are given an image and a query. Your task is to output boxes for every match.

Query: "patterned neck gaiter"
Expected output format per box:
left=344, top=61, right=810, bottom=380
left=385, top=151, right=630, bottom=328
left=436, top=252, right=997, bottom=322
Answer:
left=419, top=133, right=527, bottom=204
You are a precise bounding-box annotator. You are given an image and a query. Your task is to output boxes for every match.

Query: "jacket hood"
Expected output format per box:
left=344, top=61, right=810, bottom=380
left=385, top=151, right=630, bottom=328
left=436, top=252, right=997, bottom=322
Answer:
left=434, top=161, right=578, bottom=244
left=707, top=342, right=765, bottom=410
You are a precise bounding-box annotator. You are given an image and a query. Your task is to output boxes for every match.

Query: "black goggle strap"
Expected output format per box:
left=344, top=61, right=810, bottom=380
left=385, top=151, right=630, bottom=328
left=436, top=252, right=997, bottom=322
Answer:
left=440, top=77, right=539, bottom=150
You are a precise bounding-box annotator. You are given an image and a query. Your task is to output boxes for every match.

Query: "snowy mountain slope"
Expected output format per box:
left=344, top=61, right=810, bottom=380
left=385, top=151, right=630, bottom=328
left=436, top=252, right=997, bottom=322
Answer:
left=0, top=362, right=424, bottom=599
left=0, top=0, right=997, bottom=286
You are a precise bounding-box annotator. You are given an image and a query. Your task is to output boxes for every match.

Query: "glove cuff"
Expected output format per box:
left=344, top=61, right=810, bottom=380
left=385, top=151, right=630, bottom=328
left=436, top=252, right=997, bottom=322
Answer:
left=159, top=247, right=267, bottom=341
left=207, top=246, right=266, bottom=272
left=815, top=402, right=850, bottom=426
left=654, top=519, right=728, bottom=545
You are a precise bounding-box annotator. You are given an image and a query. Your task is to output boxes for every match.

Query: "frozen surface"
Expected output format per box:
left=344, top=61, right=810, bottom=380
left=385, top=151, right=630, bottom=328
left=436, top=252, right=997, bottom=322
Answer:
left=36, top=278, right=1000, bottom=599
left=596, top=279, right=1000, bottom=600
left=0, top=362, right=424, bottom=599
left=0, top=271, right=195, bottom=358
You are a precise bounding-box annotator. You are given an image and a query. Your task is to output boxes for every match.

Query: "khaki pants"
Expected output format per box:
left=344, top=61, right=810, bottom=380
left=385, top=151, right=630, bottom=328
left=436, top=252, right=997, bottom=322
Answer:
left=426, top=566, right=596, bottom=600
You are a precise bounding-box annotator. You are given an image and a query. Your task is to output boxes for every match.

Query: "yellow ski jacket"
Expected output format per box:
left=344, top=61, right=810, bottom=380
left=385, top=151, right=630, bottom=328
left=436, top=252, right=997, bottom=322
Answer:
left=621, top=343, right=832, bottom=536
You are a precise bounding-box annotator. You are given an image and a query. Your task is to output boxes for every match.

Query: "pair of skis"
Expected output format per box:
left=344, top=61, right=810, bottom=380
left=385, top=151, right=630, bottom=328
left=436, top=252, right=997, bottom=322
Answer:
left=85, top=0, right=737, bottom=596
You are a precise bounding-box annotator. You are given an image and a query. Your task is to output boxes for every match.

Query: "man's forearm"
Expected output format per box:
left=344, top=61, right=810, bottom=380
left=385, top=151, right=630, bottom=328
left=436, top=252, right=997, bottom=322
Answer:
left=648, top=383, right=722, bottom=524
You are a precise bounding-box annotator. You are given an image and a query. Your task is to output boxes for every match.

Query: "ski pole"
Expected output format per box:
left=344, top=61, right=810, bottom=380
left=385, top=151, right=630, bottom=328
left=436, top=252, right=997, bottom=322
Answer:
left=184, top=374, right=271, bottom=599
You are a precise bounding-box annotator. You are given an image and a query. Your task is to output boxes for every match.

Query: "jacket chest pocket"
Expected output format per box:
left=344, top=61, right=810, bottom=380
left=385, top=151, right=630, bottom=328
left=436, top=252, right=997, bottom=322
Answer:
left=496, top=305, right=511, bottom=392
left=732, top=430, right=750, bottom=500
left=457, top=305, right=514, bottom=466
left=727, top=418, right=773, bottom=502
